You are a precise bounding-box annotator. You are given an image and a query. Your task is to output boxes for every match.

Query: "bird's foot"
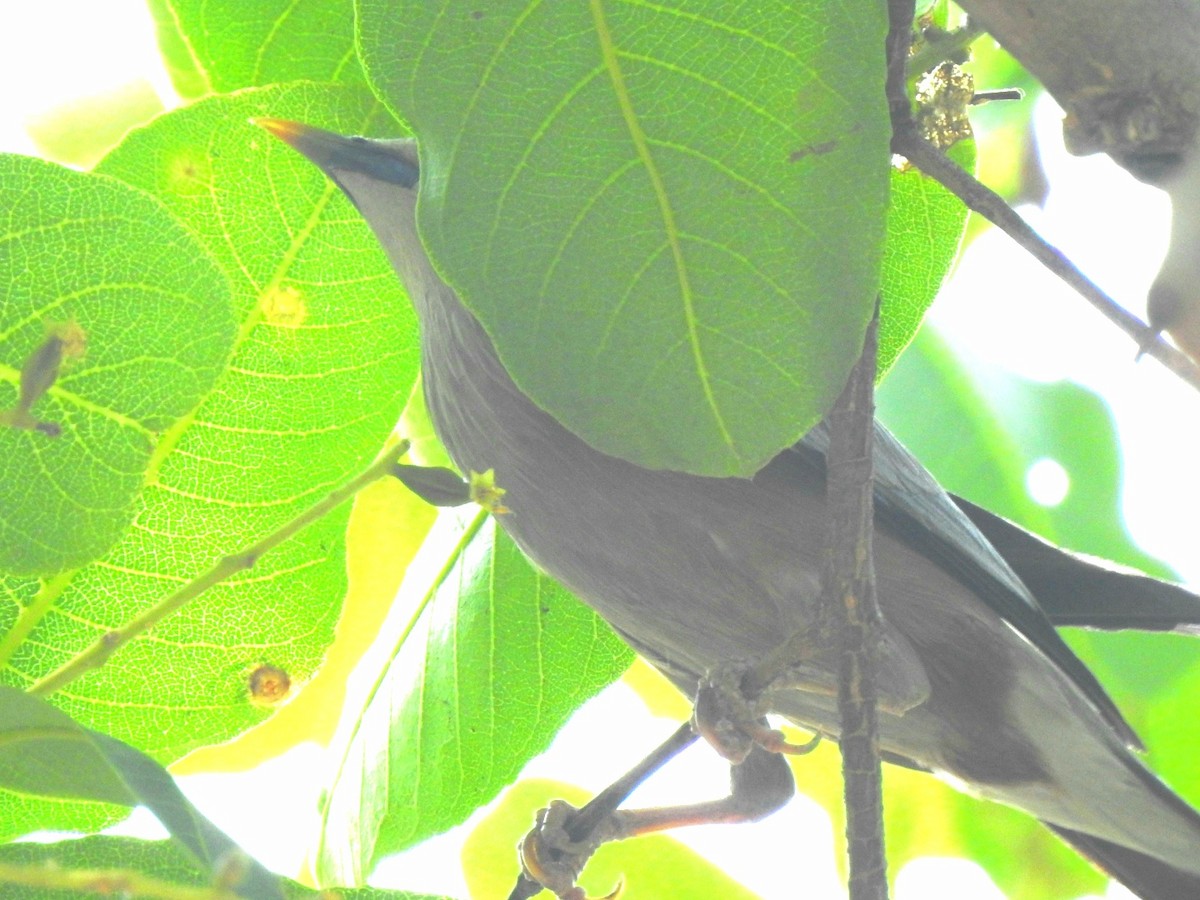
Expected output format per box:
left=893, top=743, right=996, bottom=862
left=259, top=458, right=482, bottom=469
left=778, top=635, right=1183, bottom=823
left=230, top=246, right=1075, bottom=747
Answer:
left=693, top=662, right=821, bottom=763
left=517, top=800, right=624, bottom=900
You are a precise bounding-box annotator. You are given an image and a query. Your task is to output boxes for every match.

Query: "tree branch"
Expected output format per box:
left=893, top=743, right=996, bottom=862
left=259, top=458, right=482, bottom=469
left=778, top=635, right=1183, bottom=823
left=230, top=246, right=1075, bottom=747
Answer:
left=823, top=303, right=886, bottom=900
left=891, top=0, right=1200, bottom=394
left=889, top=124, right=1200, bottom=392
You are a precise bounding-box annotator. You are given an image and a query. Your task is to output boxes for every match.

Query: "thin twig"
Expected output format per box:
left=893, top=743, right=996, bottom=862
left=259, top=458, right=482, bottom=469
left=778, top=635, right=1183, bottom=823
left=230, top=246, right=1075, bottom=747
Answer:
left=28, top=441, right=411, bottom=697
left=891, top=77, right=1200, bottom=393
left=906, top=22, right=984, bottom=89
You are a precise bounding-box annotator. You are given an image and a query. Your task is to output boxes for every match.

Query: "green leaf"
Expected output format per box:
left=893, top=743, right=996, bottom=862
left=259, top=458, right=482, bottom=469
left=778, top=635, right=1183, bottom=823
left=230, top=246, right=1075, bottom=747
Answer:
left=177, top=445, right=440, bottom=774
left=145, top=0, right=365, bottom=98
left=0, top=155, right=235, bottom=576
left=0, top=836, right=450, bottom=899
left=0, top=837, right=203, bottom=900
left=0, top=688, right=133, bottom=807
left=880, top=313, right=1165, bottom=575
left=316, top=511, right=632, bottom=883
left=0, top=688, right=284, bottom=899
left=878, top=327, right=1052, bottom=534
left=0, top=83, right=416, bottom=839
left=358, top=0, right=891, bottom=476
left=879, top=141, right=973, bottom=375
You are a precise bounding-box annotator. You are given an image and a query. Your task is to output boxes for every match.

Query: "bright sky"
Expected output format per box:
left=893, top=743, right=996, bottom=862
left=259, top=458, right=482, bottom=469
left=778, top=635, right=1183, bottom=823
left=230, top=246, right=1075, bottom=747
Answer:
left=4, top=3, right=1192, bottom=899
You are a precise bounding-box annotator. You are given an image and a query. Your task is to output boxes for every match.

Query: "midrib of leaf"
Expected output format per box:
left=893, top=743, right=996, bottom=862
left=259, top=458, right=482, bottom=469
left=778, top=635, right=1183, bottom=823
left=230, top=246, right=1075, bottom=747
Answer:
left=251, top=0, right=306, bottom=84
left=485, top=524, right=500, bottom=790
left=0, top=571, right=74, bottom=674
left=587, top=0, right=735, bottom=457
left=316, top=507, right=489, bottom=864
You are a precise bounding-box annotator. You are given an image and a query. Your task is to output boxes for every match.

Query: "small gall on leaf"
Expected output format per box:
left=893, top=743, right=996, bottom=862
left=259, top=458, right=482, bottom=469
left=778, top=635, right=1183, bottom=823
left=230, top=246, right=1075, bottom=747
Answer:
left=470, top=468, right=511, bottom=515
left=248, top=663, right=292, bottom=707
left=260, top=283, right=308, bottom=328
left=166, top=149, right=213, bottom=197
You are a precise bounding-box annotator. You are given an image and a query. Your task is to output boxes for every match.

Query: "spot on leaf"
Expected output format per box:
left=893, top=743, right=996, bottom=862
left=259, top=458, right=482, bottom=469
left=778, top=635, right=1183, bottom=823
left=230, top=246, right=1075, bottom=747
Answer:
left=248, top=664, right=292, bottom=707
left=166, top=149, right=213, bottom=196
left=259, top=284, right=307, bottom=328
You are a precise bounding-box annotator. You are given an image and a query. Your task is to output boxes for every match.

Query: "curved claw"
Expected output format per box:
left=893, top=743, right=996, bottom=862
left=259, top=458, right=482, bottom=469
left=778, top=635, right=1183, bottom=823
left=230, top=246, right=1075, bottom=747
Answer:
left=751, top=722, right=822, bottom=756
left=517, top=800, right=623, bottom=900
left=694, top=663, right=822, bottom=761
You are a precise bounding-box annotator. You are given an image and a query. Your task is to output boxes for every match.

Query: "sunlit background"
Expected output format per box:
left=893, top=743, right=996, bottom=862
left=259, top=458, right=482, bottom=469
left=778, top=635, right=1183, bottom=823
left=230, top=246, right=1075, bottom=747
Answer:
left=4, top=2, right=1197, bottom=898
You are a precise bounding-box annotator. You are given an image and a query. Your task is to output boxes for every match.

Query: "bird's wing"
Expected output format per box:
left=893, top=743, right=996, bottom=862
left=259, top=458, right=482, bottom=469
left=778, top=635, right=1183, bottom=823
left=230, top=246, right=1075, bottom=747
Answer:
left=953, top=495, right=1200, bottom=632
left=790, top=421, right=1141, bottom=748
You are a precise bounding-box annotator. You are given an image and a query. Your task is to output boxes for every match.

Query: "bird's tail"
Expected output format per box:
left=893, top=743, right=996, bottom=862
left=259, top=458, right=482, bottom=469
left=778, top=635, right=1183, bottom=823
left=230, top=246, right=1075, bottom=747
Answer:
left=1049, top=824, right=1200, bottom=900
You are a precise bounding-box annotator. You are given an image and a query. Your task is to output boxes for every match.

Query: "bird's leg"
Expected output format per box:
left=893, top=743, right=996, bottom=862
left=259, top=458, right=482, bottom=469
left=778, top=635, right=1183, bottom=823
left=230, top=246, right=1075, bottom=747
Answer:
left=693, top=661, right=823, bottom=762
left=512, top=722, right=696, bottom=900
left=512, top=673, right=820, bottom=900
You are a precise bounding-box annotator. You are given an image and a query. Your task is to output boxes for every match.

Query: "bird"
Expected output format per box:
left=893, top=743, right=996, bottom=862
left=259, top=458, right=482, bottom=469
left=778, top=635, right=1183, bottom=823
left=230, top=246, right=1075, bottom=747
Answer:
left=260, top=119, right=1200, bottom=899
left=1149, top=146, right=1200, bottom=364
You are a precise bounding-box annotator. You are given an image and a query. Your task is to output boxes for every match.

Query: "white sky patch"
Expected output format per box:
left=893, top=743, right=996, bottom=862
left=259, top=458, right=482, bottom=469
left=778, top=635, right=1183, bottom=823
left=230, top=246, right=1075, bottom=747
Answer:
left=896, top=856, right=1007, bottom=900
left=0, top=0, right=174, bottom=155
left=1026, top=457, right=1070, bottom=507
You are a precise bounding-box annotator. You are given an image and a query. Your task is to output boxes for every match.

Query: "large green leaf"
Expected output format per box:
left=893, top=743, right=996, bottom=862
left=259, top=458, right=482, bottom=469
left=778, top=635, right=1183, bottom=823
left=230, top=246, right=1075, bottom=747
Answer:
left=0, top=155, right=234, bottom=575
left=878, top=141, right=973, bottom=374
left=145, top=0, right=364, bottom=98
left=316, top=510, right=632, bottom=884
left=358, top=0, right=891, bottom=476
left=0, top=83, right=416, bottom=839
left=0, top=688, right=285, bottom=899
